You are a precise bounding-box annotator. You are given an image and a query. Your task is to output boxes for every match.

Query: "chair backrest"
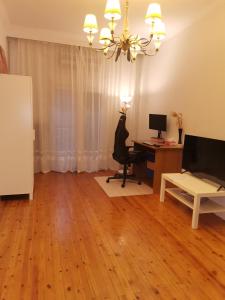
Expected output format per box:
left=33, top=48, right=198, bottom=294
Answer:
left=113, top=114, right=129, bottom=164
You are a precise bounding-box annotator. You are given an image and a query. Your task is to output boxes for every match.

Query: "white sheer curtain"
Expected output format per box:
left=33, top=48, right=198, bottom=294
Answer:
left=8, top=38, right=142, bottom=173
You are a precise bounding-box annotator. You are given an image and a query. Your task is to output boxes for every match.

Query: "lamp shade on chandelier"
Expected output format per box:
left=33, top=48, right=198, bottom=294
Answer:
left=83, top=0, right=166, bottom=62
left=104, top=0, right=122, bottom=20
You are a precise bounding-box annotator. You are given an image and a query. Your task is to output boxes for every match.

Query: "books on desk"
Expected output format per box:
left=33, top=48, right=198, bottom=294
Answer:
left=151, top=137, right=177, bottom=146
left=150, top=137, right=165, bottom=144
left=143, top=141, right=154, bottom=146
left=144, top=138, right=165, bottom=146
left=143, top=141, right=161, bottom=147
left=164, top=140, right=177, bottom=146
left=143, top=138, right=177, bottom=147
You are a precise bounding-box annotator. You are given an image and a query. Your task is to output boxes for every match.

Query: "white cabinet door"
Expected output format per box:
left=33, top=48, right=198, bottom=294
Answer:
left=0, top=74, right=34, bottom=198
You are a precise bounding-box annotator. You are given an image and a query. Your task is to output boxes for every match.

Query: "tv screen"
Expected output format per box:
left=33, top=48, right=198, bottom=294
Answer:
left=182, top=135, right=225, bottom=185
left=149, top=114, right=167, bottom=131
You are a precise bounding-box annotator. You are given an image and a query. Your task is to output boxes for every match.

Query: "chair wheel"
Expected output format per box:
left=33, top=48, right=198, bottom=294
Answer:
left=106, top=178, right=110, bottom=183
left=138, top=181, right=142, bottom=185
left=121, top=184, right=125, bottom=188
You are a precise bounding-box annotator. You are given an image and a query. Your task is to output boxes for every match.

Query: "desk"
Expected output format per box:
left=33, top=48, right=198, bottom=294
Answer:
left=133, top=141, right=183, bottom=193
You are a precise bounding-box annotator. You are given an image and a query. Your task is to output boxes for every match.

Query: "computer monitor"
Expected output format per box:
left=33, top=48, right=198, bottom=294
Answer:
left=149, top=114, right=167, bottom=139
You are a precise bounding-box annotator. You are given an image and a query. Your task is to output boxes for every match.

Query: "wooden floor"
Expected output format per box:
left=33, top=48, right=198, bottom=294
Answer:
left=0, top=172, right=225, bottom=300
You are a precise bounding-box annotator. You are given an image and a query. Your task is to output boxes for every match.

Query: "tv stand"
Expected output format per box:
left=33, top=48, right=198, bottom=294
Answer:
left=160, top=173, right=225, bottom=229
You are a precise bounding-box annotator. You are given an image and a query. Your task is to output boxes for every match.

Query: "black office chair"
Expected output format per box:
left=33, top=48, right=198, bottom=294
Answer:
left=106, top=113, right=144, bottom=188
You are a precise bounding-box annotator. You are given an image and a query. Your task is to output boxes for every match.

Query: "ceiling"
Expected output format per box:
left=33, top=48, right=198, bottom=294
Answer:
left=2, top=0, right=222, bottom=44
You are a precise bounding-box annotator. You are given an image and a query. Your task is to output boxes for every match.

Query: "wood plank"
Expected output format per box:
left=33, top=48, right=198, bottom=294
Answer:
left=0, top=171, right=225, bottom=299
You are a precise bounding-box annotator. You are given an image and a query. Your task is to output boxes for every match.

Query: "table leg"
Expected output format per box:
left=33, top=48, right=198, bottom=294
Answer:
left=192, top=195, right=201, bottom=229
left=160, top=176, right=166, bottom=203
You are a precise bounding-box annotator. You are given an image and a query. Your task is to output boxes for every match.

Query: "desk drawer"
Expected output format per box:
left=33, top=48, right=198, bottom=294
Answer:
left=146, top=152, right=155, bottom=162
left=147, top=161, right=155, bottom=170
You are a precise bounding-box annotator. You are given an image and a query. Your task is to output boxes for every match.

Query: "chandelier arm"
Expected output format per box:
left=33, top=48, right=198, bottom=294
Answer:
left=127, top=47, right=131, bottom=62
left=96, top=47, right=108, bottom=52
left=139, top=38, right=150, bottom=43
left=106, top=44, right=119, bottom=60
left=140, top=41, right=151, bottom=48
left=100, top=36, right=120, bottom=44
left=110, top=36, right=121, bottom=43
left=140, top=42, right=151, bottom=48
left=115, top=47, right=122, bottom=62
left=97, top=41, right=118, bottom=54
left=130, top=38, right=140, bottom=45
left=105, top=42, right=117, bottom=49
left=139, top=36, right=154, bottom=48
left=139, top=35, right=153, bottom=42
left=97, top=44, right=113, bottom=51
left=108, top=42, right=117, bottom=49
left=141, top=49, right=157, bottom=56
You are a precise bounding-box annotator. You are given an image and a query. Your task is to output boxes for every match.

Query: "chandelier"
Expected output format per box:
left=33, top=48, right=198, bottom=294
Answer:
left=83, top=0, right=166, bottom=62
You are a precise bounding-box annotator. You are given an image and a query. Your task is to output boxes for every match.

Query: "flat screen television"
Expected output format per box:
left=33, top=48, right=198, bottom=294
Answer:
left=182, top=134, right=225, bottom=187
left=149, top=114, right=167, bottom=139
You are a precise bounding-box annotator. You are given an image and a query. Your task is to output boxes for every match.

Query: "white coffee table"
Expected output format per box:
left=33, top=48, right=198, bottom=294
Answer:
left=160, top=173, right=225, bottom=229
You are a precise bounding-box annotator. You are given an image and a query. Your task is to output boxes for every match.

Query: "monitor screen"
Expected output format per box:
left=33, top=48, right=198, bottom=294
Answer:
left=149, top=114, right=167, bottom=131
left=182, top=134, right=225, bottom=184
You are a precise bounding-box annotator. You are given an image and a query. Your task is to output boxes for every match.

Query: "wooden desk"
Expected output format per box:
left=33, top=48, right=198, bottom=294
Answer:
left=133, top=141, right=183, bottom=193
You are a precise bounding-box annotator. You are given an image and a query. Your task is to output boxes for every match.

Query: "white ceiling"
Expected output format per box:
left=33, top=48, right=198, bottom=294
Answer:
left=2, top=0, right=222, bottom=45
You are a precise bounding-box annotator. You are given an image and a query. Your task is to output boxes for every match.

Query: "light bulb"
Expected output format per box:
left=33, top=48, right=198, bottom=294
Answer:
left=154, top=20, right=166, bottom=40
left=120, top=95, right=132, bottom=103
left=99, top=28, right=111, bottom=45
left=154, top=39, right=161, bottom=50
left=130, top=44, right=141, bottom=61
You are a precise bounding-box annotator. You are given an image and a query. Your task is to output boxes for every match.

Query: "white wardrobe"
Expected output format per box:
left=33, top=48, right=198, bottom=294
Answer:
left=0, top=74, right=34, bottom=200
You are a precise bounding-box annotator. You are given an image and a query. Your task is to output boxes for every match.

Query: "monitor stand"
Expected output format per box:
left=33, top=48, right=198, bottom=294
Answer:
left=151, top=131, right=165, bottom=143
left=157, top=130, right=162, bottom=139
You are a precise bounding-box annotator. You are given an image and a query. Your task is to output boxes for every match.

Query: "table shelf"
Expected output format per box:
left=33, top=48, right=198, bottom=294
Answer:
left=166, top=187, right=225, bottom=214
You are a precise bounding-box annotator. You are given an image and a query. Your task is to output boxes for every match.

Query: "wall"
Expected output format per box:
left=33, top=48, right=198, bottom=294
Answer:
left=137, top=1, right=225, bottom=142
left=0, top=0, right=9, bottom=53
left=8, top=25, right=88, bottom=48
left=137, top=1, right=225, bottom=219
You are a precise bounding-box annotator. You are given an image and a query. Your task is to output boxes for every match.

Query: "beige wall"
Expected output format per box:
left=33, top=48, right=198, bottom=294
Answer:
left=136, top=1, right=225, bottom=219
left=0, top=0, right=9, bottom=53
left=137, top=1, right=225, bottom=143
